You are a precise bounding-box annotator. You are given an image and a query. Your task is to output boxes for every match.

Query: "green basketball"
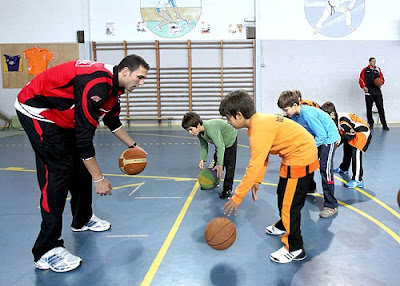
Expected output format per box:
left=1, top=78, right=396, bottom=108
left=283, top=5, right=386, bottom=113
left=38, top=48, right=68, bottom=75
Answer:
left=198, top=168, right=220, bottom=190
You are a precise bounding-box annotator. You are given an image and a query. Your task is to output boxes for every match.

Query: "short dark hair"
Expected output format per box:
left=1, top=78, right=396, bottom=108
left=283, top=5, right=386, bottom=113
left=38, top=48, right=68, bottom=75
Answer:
left=292, top=89, right=302, bottom=100
left=320, top=101, right=338, bottom=126
left=277, top=90, right=300, bottom=109
left=182, top=112, right=203, bottom=129
left=369, top=57, right=375, bottom=62
left=117, top=54, right=150, bottom=72
left=219, top=90, right=255, bottom=119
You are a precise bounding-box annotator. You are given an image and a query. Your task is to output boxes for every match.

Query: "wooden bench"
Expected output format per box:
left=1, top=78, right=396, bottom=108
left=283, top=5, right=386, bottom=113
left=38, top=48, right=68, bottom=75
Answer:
left=124, top=117, right=174, bottom=127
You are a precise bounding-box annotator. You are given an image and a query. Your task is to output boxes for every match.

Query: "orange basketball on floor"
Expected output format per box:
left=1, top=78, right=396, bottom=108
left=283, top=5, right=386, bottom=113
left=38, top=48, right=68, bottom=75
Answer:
left=205, top=217, right=236, bottom=250
left=119, top=148, right=147, bottom=175
left=374, top=78, right=384, bottom=87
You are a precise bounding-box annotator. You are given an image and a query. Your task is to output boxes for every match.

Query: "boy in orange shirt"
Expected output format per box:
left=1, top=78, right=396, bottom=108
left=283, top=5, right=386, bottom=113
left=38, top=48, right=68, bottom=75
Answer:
left=320, top=101, right=371, bottom=188
left=220, top=90, right=319, bottom=263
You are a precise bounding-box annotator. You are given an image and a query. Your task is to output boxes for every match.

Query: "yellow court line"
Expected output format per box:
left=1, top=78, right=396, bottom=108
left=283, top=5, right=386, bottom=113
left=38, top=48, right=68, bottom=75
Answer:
left=113, top=182, right=144, bottom=190
left=141, top=181, right=200, bottom=286
left=263, top=180, right=400, bottom=243
left=0, top=131, right=24, bottom=138
left=310, top=193, right=400, bottom=244
left=0, top=167, right=198, bottom=182
left=3, top=167, right=400, bottom=221
left=127, top=132, right=198, bottom=140
left=238, top=143, right=249, bottom=148
left=334, top=175, right=400, bottom=219
left=139, top=180, right=400, bottom=284
left=1, top=167, right=33, bottom=172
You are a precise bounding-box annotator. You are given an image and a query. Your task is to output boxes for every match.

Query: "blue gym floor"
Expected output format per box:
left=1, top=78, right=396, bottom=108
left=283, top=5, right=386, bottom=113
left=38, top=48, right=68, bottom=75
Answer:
left=0, top=124, right=399, bottom=286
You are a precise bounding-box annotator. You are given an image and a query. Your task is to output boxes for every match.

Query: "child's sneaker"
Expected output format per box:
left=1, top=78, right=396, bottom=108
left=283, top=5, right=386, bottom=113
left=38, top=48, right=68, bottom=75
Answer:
left=34, top=247, right=82, bottom=272
left=219, top=189, right=233, bottom=199
left=319, top=207, right=338, bottom=218
left=346, top=180, right=364, bottom=188
left=71, top=214, right=111, bottom=232
left=333, top=167, right=349, bottom=175
left=269, top=246, right=306, bottom=263
left=265, top=225, right=286, bottom=235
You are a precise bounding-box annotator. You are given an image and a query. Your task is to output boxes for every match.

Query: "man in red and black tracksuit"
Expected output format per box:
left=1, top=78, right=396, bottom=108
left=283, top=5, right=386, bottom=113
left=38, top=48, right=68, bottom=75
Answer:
left=15, top=54, right=149, bottom=272
left=359, top=57, right=389, bottom=130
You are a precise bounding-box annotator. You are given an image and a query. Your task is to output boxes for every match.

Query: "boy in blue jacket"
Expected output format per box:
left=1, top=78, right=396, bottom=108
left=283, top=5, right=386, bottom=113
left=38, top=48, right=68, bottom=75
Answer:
left=278, top=90, right=340, bottom=218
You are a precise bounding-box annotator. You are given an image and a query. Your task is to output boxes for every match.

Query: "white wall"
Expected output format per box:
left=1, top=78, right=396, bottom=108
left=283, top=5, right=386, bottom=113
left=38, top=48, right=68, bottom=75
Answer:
left=0, top=0, right=89, bottom=119
left=90, top=0, right=253, bottom=41
left=258, top=0, right=400, bottom=41
left=0, top=0, right=255, bottom=119
left=257, top=40, right=400, bottom=119
left=256, top=0, right=400, bottom=121
left=0, top=0, right=86, bottom=43
left=1, top=0, right=400, bottom=122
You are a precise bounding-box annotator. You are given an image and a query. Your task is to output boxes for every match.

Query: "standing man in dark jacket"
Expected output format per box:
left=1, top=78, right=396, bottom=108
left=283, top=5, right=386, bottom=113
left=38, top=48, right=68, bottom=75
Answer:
left=359, top=57, right=389, bottom=130
left=15, top=54, right=149, bottom=272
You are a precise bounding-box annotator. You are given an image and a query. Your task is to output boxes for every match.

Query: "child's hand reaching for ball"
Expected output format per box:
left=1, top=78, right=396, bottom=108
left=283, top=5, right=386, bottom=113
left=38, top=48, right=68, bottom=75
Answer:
left=251, top=183, right=260, bottom=202
left=223, top=198, right=238, bottom=216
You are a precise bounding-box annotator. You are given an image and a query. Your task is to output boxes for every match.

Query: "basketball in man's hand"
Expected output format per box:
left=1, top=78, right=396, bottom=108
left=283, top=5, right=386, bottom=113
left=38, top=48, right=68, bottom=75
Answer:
left=119, top=148, right=147, bottom=175
left=374, top=78, right=384, bottom=87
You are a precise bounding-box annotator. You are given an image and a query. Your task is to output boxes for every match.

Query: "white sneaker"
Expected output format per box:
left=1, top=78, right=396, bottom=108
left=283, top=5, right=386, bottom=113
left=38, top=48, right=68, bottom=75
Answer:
left=34, top=247, right=82, bottom=272
left=71, top=214, right=111, bottom=232
left=270, top=246, right=306, bottom=264
left=265, top=225, right=286, bottom=235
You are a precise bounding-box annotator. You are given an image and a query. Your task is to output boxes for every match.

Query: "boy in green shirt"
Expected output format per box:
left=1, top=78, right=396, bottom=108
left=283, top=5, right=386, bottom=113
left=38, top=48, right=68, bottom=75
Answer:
left=182, top=112, right=238, bottom=199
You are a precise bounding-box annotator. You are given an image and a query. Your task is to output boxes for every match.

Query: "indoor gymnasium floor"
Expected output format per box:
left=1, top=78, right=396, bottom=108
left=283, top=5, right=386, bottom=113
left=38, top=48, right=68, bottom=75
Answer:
left=0, top=123, right=399, bottom=286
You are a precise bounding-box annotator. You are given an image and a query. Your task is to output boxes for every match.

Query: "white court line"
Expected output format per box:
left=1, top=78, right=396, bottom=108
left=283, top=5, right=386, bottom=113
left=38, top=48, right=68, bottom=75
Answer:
left=134, top=197, right=182, bottom=199
left=129, top=181, right=145, bottom=196
left=106, top=234, right=149, bottom=238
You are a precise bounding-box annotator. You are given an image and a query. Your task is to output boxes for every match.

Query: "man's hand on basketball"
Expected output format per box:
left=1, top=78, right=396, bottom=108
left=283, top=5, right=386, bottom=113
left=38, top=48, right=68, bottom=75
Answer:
left=136, top=145, right=147, bottom=155
left=223, top=198, right=238, bottom=216
left=213, top=164, right=224, bottom=178
left=251, top=183, right=260, bottom=202
left=94, top=178, right=112, bottom=196
left=198, top=160, right=204, bottom=169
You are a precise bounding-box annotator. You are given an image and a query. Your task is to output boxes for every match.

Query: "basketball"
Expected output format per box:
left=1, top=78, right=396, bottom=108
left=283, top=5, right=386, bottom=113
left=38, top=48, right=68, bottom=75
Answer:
left=205, top=217, right=236, bottom=250
left=119, top=148, right=147, bottom=175
left=198, top=168, right=220, bottom=190
left=397, top=189, right=400, bottom=209
left=374, top=78, right=384, bottom=87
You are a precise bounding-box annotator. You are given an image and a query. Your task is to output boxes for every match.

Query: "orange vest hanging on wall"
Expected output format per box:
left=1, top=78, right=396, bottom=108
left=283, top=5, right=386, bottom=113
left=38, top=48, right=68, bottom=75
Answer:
left=23, top=46, right=54, bottom=75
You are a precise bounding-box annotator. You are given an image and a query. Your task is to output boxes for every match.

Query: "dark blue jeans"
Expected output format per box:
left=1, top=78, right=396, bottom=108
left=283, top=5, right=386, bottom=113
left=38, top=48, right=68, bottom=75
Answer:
left=309, top=143, right=338, bottom=209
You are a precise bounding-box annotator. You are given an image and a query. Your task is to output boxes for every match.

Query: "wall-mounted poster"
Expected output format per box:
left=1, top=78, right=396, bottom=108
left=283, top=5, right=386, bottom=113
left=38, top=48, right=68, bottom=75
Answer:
left=200, top=21, right=210, bottom=34
left=228, top=24, right=243, bottom=34
left=106, top=21, right=116, bottom=37
left=140, top=0, right=201, bottom=38
left=137, top=21, right=147, bottom=32
left=305, top=0, right=365, bottom=37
